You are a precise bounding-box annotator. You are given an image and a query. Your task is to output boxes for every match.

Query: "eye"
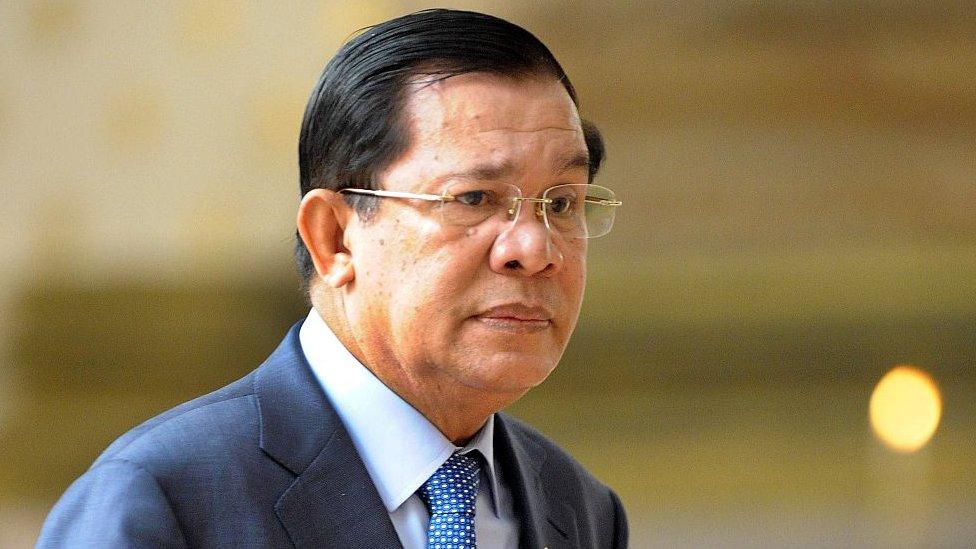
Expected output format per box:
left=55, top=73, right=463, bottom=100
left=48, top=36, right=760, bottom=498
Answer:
left=548, top=195, right=576, bottom=215
left=455, top=190, right=492, bottom=207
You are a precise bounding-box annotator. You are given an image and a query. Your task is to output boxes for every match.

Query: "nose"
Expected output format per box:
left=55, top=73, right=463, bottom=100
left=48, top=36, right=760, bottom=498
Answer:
left=488, top=202, right=563, bottom=276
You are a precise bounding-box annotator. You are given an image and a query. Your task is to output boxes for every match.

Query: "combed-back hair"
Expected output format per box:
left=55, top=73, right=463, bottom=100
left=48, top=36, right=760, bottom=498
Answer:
left=295, top=8, right=604, bottom=293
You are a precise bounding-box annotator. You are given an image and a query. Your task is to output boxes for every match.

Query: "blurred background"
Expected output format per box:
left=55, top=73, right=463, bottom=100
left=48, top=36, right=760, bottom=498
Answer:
left=1, top=1, right=974, bottom=547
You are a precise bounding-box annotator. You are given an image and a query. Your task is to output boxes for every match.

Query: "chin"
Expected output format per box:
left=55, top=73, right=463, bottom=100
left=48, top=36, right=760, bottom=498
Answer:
left=462, top=351, right=560, bottom=394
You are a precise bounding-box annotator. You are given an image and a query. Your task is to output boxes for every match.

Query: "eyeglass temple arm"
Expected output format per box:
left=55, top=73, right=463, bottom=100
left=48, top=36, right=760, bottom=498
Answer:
left=338, top=188, right=453, bottom=202
left=585, top=197, right=622, bottom=206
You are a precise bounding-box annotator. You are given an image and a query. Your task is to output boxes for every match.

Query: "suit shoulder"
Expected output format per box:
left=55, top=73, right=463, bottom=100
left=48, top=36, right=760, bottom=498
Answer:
left=96, top=371, right=259, bottom=467
left=38, top=458, right=189, bottom=548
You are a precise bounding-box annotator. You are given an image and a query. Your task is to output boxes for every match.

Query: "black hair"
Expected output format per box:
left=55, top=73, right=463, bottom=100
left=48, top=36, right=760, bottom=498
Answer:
left=294, top=8, right=604, bottom=293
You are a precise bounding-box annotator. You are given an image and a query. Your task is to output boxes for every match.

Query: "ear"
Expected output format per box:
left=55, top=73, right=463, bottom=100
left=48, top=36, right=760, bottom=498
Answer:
left=296, top=189, right=355, bottom=288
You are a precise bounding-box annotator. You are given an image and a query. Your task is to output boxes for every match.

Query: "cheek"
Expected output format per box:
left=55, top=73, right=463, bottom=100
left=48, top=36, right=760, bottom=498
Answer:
left=562, top=243, right=587, bottom=296
left=413, top=224, right=491, bottom=286
left=410, top=250, right=478, bottom=309
left=385, top=242, right=473, bottom=324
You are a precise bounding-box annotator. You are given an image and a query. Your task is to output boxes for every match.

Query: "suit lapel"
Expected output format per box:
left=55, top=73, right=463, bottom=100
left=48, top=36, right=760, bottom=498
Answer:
left=495, top=414, right=577, bottom=549
left=255, top=324, right=402, bottom=548
left=273, top=427, right=402, bottom=548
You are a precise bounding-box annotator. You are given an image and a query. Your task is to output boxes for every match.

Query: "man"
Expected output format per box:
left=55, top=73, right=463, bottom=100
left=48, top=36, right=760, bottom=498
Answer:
left=38, top=9, right=626, bottom=548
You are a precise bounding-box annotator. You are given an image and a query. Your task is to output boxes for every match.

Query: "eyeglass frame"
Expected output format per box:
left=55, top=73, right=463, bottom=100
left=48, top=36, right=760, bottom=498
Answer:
left=337, top=183, right=622, bottom=239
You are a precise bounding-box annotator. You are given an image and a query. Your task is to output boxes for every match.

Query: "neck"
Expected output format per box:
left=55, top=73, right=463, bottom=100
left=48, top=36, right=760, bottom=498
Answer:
left=404, top=387, right=517, bottom=445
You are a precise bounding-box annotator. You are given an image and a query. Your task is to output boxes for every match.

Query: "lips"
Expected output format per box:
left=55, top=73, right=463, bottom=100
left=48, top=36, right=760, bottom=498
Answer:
left=472, top=303, right=554, bottom=334
left=477, top=303, right=553, bottom=322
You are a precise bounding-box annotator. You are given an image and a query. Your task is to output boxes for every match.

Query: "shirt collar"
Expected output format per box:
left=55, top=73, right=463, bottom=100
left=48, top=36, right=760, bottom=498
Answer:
left=298, top=309, right=501, bottom=515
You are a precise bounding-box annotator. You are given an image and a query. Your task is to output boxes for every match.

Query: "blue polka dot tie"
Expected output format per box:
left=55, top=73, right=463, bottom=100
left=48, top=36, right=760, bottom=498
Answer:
left=418, top=452, right=480, bottom=549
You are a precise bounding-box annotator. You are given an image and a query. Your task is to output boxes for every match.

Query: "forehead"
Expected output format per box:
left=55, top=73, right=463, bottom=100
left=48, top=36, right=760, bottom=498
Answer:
left=392, top=73, right=586, bottom=181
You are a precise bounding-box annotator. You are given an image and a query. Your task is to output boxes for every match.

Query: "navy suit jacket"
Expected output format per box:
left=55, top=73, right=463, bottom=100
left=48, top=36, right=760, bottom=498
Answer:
left=38, top=324, right=628, bottom=548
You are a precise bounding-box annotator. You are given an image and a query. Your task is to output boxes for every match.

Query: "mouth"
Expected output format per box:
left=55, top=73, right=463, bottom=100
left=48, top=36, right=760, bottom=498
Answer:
left=473, top=303, right=553, bottom=333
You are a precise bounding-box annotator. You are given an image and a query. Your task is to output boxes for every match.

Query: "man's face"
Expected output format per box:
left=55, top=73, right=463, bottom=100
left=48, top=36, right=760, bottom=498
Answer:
left=344, top=73, right=588, bottom=404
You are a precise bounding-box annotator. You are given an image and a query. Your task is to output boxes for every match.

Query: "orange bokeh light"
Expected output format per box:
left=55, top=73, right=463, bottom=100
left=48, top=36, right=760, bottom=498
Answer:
left=869, top=365, right=942, bottom=453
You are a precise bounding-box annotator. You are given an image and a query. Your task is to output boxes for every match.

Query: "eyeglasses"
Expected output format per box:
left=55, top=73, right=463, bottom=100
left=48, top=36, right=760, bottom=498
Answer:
left=339, top=182, right=621, bottom=239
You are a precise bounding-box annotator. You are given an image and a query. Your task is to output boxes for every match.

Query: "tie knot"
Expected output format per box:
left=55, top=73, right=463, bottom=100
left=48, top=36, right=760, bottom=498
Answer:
left=419, top=452, right=481, bottom=516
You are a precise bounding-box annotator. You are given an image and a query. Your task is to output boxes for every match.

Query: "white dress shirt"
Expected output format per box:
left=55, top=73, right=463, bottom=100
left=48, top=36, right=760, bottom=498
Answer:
left=299, top=309, right=518, bottom=548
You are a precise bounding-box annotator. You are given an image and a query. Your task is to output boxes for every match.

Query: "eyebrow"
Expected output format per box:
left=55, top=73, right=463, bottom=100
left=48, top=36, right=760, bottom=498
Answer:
left=442, top=150, right=590, bottom=183
left=446, top=161, right=515, bottom=182
left=555, top=151, right=591, bottom=174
